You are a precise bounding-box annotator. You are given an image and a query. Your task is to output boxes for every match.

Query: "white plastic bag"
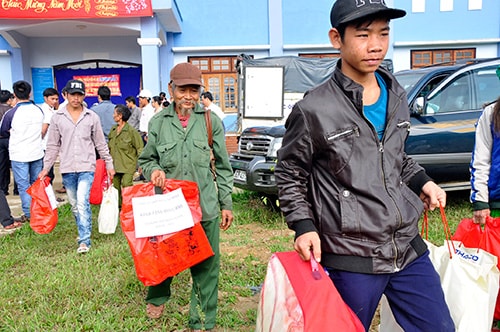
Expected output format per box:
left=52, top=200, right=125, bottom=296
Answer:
left=98, top=186, right=119, bottom=234
left=379, top=240, right=500, bottom=332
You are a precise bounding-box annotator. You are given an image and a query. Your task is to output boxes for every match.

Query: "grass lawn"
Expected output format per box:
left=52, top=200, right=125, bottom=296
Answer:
left=0, top=190, right=472, bottom=331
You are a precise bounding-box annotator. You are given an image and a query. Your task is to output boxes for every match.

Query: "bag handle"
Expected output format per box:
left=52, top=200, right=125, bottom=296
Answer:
left=421, top=205, right=456, bottom=258
left=204, top=110, right=213, bottom=148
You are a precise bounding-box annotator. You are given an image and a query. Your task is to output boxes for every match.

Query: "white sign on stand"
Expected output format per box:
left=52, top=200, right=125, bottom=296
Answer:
left=132, top=188, right=194, bottom=238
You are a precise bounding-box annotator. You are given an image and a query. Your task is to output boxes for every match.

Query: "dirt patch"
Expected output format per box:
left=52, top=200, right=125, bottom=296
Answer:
left=220, top=222, right=382, bottom=331
left=221, top=223, right=294, bottom=263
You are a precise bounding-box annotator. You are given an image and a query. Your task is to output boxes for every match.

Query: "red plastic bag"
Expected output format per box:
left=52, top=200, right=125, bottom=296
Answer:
left=256, top=251, right=364, bottom=332
left=452, top=217, right=500, bottom=320
left=26, top=177, right=58, bottom=234
left=90, top=159, right=107, bottom=205
left=120, top=180, right=213, bottom=286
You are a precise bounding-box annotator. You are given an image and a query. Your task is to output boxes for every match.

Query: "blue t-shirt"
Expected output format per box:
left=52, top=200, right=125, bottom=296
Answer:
left=363, top=72, right=387, bottom=140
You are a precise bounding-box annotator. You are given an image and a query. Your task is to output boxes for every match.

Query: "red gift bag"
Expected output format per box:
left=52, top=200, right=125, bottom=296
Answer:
left=89, top=159, right=107, bottom=205
left=452, top=217, right=500, bottom=320
left=120, top=180, right=213, bottom=286
left=26, top=177, right=58, bottom=234
left=256, top=251, right=364, bottom=332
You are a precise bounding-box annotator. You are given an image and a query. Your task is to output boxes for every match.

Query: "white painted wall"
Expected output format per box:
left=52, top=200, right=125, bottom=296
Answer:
left=28, top=36, right=141, bottom=67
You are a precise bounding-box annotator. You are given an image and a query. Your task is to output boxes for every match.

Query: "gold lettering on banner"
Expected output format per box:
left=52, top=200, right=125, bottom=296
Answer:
left=47, top=0, right=83, bottom=11
left=2, top=0, right=47, bottom=12
left=25, top=0, right=47, bottom=12
left=2, top=0, right=22, bottom=10
left=94, top=0, right=118, bottom=17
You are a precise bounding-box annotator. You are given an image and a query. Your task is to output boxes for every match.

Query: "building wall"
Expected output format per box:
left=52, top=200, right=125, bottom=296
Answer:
left=1, top=0, right=499, bottom=92
left=28, top=36, right=141, bottom=68
left=394, top=0, right=500, bottom=42
left=282, top=0, right=331, bottom=46
left=392, top=0, right=500, bottom=71
left=172, top=1, right=270, bottom=48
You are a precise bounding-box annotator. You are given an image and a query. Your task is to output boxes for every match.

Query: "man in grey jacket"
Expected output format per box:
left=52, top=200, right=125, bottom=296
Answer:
left=91, top=85, right=115, bottom=141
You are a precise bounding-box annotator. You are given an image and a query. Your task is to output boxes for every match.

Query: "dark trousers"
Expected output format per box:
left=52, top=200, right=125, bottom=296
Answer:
left=328, top=251, right=454, bottom=331
left=0, top=190, right=13, bottom=227
left=146, top=217, right=221, bottom=330
left=0, top=138, right=10, bottom=195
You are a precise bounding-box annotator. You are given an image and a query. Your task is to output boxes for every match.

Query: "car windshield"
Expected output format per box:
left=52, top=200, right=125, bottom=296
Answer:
left=394, top=71, right=428, bottom=94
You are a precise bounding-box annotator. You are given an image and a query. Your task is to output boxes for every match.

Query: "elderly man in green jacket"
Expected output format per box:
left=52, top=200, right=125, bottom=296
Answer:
left=138, top=62, right=234, bottom=332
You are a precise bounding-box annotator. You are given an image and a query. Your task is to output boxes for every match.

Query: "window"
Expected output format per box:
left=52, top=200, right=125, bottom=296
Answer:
left=298, top=53, right=340, bottom=59
left=426, top=74, right=471, bottom=114
left=189, top=56, right=237, bottom=73
left=474, top=66, right=500, bottom=106
left=424, top=64, right=500, bottom=114
left=188, top=56, right=238, bottom=113
left=411, top=49, right=476, bottom=68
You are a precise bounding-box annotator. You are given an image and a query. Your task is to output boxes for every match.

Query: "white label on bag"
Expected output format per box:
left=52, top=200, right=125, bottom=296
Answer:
left=45, top=184, right=58, bottom=210
left=132, top=188, right=194, bottom=238
left=455, top=248, right=480, bottom=262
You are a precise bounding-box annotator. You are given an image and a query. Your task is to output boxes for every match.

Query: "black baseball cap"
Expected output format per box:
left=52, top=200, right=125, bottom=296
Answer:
left=64, top=79, right=86, bottom=95
left=330, top=0, right=406, bottom=28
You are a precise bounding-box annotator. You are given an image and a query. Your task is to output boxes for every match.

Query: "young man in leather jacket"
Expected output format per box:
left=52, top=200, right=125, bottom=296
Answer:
left=275, top=1, right=454, bottom=330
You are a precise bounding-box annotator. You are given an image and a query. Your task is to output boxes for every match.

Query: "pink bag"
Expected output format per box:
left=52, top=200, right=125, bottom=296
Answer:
left=256, top=251, right=364, bottom=332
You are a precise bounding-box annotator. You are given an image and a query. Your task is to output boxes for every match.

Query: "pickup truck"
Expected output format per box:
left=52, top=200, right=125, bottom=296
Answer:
left=230, top=58, right=500, bottom=208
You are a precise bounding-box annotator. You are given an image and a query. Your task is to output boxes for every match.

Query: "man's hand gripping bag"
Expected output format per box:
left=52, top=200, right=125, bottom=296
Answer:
left=256, top=251, right=364, bottom=332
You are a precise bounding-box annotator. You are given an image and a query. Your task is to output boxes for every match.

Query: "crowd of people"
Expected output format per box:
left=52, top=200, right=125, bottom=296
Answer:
left=2, top=2, right=498, bottom=329
left=0, top=64, right=232, bottom=331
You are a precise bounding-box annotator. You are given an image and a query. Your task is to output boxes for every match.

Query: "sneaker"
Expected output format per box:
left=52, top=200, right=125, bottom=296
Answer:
left=77, top=243, right=90, bottom=254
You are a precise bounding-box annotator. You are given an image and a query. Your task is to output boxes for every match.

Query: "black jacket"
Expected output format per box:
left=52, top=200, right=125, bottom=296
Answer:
left=275, top=62, right=432, bottom=274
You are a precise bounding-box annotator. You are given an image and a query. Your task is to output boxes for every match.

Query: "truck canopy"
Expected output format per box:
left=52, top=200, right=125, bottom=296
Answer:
left=239, top=55, right=339, bottom=93
left=238, top=55, right=393, bottom=93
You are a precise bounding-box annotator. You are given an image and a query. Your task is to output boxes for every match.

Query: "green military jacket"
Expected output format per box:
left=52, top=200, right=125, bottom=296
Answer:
left=108, top=122, right=143, bottom=174
left=138, top=103, right=233, bottom=221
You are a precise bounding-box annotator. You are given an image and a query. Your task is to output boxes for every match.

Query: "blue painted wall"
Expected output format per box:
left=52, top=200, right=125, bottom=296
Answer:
left=170, top=0, right=500, bottom=56
left=282, top=0, right=332, bottom=45
left=173, top=1, right=270, bottom=47
left=0, top=36, right=9, bottom=49
left=393, top=0, right=500, bottom=42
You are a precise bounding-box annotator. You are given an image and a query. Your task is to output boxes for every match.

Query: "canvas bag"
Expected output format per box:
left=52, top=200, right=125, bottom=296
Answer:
left=98, top=185, right=119, bottom=234
left=380, top=208, right=500, bottom=332
left=26, top=177, right=58, bottom=234
left=452, top=217, right=500, bottom=320
left=89, top=159, right=107, bottom=205
left=256, top=251, right=364, bottom=332
left=120, top=180, right=213, bottom=286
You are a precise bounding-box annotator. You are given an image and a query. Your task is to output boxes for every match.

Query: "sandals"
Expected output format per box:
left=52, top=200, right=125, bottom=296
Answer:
left=77, top=243, right=90, bottom=254
left=146, top=303, right=164, bottom=319
left=4, top=221, right=22, bottom=230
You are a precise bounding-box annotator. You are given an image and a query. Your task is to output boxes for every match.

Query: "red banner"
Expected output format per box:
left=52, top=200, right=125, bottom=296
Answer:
left=74, top=74, right=122, bottom=97
left=1, top=0, right=153, bottom=19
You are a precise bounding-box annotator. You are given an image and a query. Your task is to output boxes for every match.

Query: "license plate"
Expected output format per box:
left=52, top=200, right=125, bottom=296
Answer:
left=234, top=170, right=247, bottom=183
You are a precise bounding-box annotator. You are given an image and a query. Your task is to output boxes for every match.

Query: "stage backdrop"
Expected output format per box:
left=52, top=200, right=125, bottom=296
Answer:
left=54, top=67, right=142, bottom=107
